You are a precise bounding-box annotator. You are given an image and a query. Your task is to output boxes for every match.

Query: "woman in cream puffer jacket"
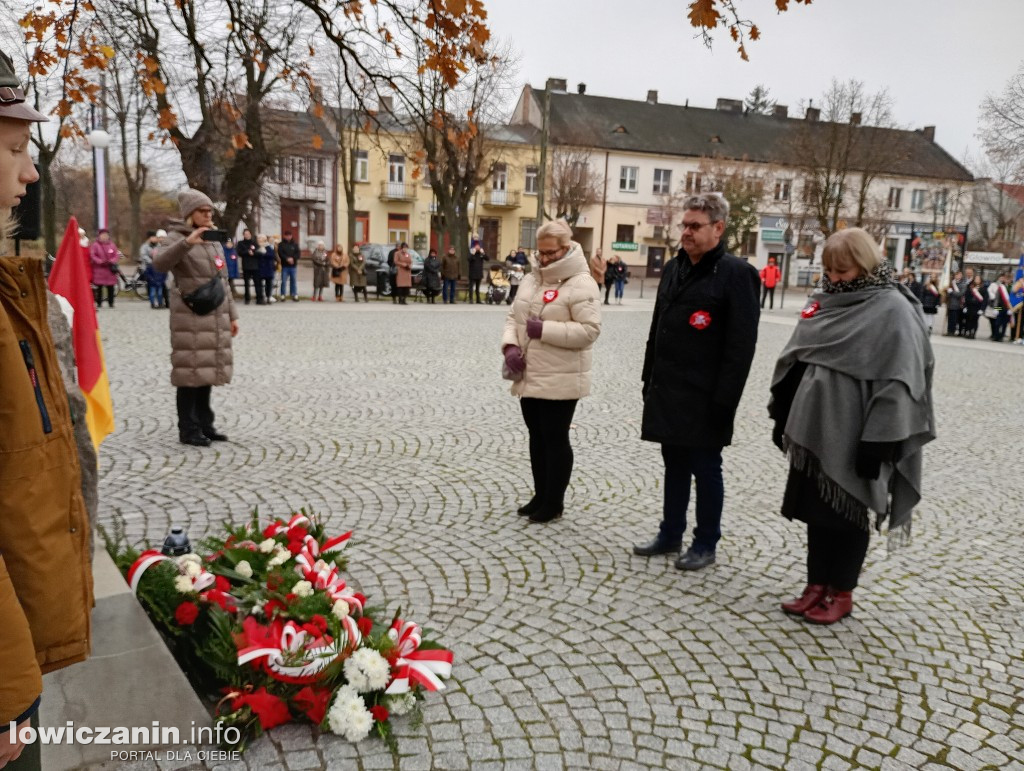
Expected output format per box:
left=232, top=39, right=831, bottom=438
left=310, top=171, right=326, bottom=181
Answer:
left=501, top=220, right=601, bottom=524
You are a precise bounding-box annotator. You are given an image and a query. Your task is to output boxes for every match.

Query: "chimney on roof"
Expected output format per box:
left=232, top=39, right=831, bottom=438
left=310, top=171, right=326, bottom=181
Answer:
left=716, top=98, right=743, bottom=113
left=546, top=78, right=567, bottom=93
left=646, top=90, right=658, bottom=104
left=378, top=95, right=393, bottom=115
left=773, top=105, right=788, bottom=119
left=577, top=83, right=586, bottom=95
left=805, top=106, right=820, bottom=122
left=850, top=112, right=862, bottom=126
left=922, top=125, right=935, bottom=142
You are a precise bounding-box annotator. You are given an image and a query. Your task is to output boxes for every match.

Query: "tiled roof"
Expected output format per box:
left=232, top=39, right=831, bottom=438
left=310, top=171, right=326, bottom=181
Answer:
left=540, top=91, right=973, bottom=182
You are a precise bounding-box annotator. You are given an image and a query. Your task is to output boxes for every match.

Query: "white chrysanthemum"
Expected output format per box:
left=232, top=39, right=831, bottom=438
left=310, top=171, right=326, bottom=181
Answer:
left=183, top=561, right=202, bottom=578
left=249, top=604, right=264, bottom=616
left=258, top=538, right=276, bottom=554
left=343, top=648, right=391, bottom=693
left=386, top=692, right=416, bottom=716
left=268, top=548, right=290, bottom=568
left=331, top=599, right=350, bottom=620
left=236, top=560, right=253, bottom=579
left=174, top=575, right=195, bottom=594
left=177, top=553, right=202, bottom=567
left=327, top=685, right=373, bottom=742
left=292, top=580, right=314, bottom=598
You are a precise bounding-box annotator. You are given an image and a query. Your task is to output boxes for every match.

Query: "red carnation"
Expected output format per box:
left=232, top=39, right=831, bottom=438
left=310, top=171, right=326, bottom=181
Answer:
left=293, top=686, right=332, bottom=725
left=357, top=616, right=373, bottom=637
left=286, top=539, right=304, bottom=555
left=266, top=575, right=282, bottom=591
left=284, top=593, right=297, bottom=603
left=309, top=614, right=328, bottom=634
left=263, top=599, right=286, bottom=617
left=289, top=525, right=309, bottom=541
left=175, top=601, right=200, bottom=626
left=263, top=522, right=282, bottom=539
left=370, top=705, right=389, bottom=722
left=215, top=575, right=231, bottom=593
left=234, top=687, right=292, bottom=730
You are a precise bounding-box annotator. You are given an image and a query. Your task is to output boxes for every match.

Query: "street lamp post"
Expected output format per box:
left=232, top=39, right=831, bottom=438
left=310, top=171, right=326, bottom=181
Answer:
left=86, top=106, right=111, bottom=233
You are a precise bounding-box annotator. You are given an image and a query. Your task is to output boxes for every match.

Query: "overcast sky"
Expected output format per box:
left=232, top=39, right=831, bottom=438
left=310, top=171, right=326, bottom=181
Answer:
left=486, top=0, right=1023, bottom=171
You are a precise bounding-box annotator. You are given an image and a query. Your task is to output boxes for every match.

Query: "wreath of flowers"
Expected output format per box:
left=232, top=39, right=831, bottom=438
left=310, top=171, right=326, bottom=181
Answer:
left=113, top=511, right=452, bottom=751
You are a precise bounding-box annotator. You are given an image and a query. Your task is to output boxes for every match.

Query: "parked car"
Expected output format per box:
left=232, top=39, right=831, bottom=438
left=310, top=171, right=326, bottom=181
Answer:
left=360, top=243, right=425, bottom=296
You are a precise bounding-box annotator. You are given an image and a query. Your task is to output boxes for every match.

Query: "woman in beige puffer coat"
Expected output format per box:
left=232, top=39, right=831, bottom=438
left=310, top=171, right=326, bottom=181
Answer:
left=501, top=219, right=601, bottom=524
left=153, top=189, right=239, bottom=447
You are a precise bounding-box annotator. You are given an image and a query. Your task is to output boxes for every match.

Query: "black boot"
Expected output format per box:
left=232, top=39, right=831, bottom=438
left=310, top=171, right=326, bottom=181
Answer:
left=202, top=428, right=228, bottom=441
left=516, top=498, right=542, bottom=517
left=180, top=432, right=211, bottom=447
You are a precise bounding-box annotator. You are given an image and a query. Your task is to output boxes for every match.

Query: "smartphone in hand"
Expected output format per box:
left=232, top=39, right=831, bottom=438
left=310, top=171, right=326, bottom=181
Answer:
left=201, top=229, right=229, bottom=243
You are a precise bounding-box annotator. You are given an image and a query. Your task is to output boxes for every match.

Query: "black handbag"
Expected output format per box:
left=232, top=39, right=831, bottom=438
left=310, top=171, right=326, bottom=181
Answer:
left=182, top=276, right=226, bottom=315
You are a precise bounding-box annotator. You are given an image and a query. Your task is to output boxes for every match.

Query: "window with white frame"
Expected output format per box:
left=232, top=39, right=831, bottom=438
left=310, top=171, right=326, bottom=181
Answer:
left=935, top=188, right=949, bottom=214
left=652, top=168, right=672, bottom=195
left=291, top=157, right=305, bottom=184
left=388, top=154, right=405, bottom=183
left=524, top=165, right=538, bottom=195
left=619, top=165, right=638, bottom=192
left=353, top=149, right=369, bottom=182
left=685, top=171, right=702, bottom=194
left=773, top=180, right=791, bottom=202
left=273, top=158, right=288, bottom=183
left=887, top=187, right=902, bottom=209
left=520, top=218, right=538, bottom=249
left=387, top=213, right=409, bottom=245
left=307, top=158, right=325, bottom=187
left=910, top=188, right=926, bottom=212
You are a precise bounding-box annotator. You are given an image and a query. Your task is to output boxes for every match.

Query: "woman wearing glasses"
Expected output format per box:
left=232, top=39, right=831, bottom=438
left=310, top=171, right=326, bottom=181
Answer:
left=501, top=219, right=602, bottom=523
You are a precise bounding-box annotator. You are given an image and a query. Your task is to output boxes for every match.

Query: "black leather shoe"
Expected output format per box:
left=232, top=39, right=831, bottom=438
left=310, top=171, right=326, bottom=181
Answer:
left=517, top=498, right=541, bottom=517
left=202, top=429, right=229, bottom=441
left=633, top=536, right=682, bottom=556
left=675, top=548, right=716, bottom=571
left=528, top=509, right=562, bottom=523
left=180, top=433, right=211, bottom=447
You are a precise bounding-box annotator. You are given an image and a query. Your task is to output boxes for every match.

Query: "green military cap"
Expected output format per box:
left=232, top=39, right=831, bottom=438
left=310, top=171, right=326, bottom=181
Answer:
left=0, top=49, right=49, bottom=122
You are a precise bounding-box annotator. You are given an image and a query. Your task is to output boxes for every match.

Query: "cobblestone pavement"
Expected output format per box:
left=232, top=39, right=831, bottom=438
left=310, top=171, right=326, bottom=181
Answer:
left=94, top=289, right=1024, bottom=771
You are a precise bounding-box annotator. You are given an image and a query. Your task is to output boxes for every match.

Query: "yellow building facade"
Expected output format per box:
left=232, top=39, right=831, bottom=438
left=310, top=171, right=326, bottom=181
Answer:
left=335, top=124, right=542, bottom=259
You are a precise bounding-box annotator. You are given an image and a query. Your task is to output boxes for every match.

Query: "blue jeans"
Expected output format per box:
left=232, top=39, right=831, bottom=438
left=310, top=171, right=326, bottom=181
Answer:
left=147, top=281, right=165, bottom=307
left=614, top=279, right=625, bottom=299
left=280, top=266, right=297, bottom=297
left=658, top=445, right=724, bottom=553
left=442, top=278, right=457, bottom=303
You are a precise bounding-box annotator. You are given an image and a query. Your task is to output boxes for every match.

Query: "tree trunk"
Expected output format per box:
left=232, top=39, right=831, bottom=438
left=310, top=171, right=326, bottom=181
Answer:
left=127, top=186, right=143, bottom=262
left=39, top=148, right=58, bottom=255
left=345, top=186, right=356, bottom=247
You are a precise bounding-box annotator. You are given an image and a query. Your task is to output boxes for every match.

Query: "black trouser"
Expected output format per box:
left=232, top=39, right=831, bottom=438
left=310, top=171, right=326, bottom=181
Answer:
left=807, top=524, right=869, bottom=591
left=93, top=285, right=115, bottom=307
left=507, top=284, right=519, bottom=305
left=261, top=276, right=274, bottom=301
left=469, top=278, right=482, bottom=302
left=604, top=283, right=613, bottom=303
left=761, top=285, right=775, bottom=309
left=335, top=283, right=345, bottom=298
left=177, top=386, right=214, bottom=436
left=243, top=269, right=262, bottom=303
left=946, top=307, right=960, bottom=336
left=659, top=445, right=724, bottom=554
left=7, top=711, right=40, bottom=770
left=990, top=310, right=1009, bottom=341
left=520, top=397, right=577, bottom=516
left=963, top=309, right=980, bottom=337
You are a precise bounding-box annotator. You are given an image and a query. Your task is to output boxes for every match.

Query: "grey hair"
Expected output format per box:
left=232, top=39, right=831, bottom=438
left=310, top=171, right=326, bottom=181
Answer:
left=536, top=218, right=573, bottom=246
left=683, top=192, right=730, bottom=224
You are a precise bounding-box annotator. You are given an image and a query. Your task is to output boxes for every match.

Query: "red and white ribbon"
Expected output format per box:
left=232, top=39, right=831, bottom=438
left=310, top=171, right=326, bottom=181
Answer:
left=264, top=513, right=311, bottom=538
left=127, top=550, right=171, bottom=593
left=384, top=619, right=454, bottom=694
left=294, top=546, right=365, bottom=615
left=237, top=620, right=342, bottom=684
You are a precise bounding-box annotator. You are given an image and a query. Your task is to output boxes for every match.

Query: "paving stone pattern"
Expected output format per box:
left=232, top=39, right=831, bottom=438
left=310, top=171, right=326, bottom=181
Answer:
left=95, top=295, right=1024, bottom=770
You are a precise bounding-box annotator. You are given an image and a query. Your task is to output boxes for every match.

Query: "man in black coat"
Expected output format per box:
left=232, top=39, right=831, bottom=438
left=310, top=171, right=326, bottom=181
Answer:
left=634, top=193, right=760, bottom=570
left=467, top=242, right=487, bottom=304
left=236, top=229, right=261, bottom=305
left=278, top=231, right=301, bottom=301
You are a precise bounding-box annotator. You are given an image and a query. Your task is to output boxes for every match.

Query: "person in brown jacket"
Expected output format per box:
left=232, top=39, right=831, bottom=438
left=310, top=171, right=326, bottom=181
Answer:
left=329, top=245, right=349, bottom=302
left=0, top=50, right=93, bottom=768
left=589, top=248, right=606, bottom=287
left=153, top=189, right=239, bottom=447
left=394, top=244, right=413, bottom=305
left=441, top=245, right=460, bottom=304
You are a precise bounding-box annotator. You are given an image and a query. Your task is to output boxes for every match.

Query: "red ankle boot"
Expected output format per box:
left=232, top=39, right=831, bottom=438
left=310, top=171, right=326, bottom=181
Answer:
left=781, top=584, right=827, bottom=615
left=804, top=589, right=853, bottom=625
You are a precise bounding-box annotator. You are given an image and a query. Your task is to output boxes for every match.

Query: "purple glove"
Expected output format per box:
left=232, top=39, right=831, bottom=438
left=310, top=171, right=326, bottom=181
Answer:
left=526, top=317, right=543, bottom=340
left=503, top=345, right=526, bottom=374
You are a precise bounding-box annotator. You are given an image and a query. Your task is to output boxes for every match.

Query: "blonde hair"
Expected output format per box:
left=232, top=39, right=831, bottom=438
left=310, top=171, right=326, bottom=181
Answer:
left=536, top=219, right=573, bottom=246
left=0, top=212, right=14, bottom=252
left=822, top=227, right=882, bottom=276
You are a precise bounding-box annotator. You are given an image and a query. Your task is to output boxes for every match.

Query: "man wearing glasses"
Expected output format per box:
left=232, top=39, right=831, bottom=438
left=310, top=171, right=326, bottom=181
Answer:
left=634, top=193, right=760, bottom=571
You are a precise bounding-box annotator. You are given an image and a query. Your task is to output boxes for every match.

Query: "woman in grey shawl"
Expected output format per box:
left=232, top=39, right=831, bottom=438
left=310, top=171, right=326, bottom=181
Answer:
left=768, top=228, right=935, bottom=625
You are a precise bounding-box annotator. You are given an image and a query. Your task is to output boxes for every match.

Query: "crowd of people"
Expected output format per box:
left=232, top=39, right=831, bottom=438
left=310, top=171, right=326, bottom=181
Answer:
left=898, top=267, right=1022, bottom=343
